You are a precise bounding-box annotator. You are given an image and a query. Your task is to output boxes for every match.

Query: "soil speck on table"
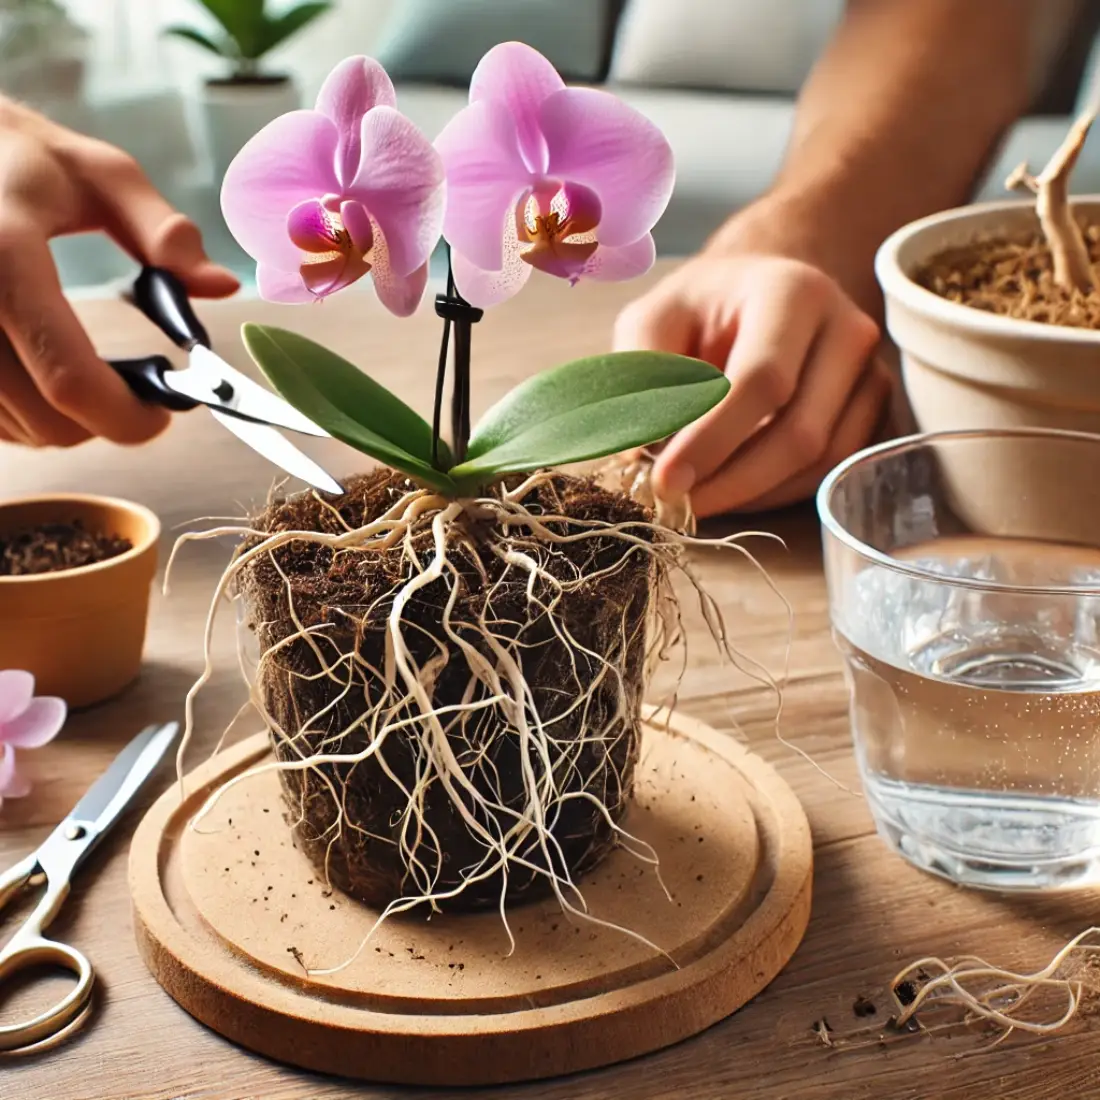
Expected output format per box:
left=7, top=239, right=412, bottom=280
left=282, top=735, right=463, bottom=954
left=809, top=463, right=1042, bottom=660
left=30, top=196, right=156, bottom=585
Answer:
left=853, top=996, right=877, bottom=1018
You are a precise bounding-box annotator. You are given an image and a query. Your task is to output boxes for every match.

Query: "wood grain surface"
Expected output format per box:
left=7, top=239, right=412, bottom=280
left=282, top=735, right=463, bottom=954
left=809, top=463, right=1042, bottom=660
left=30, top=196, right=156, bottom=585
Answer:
left=2, top=266, right=1098, bottom=1100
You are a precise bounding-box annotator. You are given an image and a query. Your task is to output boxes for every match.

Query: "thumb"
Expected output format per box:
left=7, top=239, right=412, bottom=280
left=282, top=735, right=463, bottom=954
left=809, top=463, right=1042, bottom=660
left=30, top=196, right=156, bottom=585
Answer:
left=92, top=151, right=239, bottom=298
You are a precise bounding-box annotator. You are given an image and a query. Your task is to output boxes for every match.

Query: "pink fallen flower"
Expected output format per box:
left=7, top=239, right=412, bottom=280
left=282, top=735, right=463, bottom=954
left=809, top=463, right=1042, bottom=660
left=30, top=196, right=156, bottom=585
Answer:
left=0, top=671, right=65, bottom=808
left=221, top=56, right=445, bottom=315
left=435, top=42, right=675, bottom=307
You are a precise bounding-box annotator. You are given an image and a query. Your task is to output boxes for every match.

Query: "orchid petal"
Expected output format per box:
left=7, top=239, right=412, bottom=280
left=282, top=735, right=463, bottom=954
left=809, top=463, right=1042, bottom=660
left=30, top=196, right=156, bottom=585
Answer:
left=0, top=744, right=30, bottom=799
left=452, top=229, right=532, bottom=308
left=256, top=264, right=316, bottom=303
left=367, top=221, right=428, bottom=316
left=469, top=42, right=563, bottom=175
left=557, top=181, right=601, bottom=237
left=316, top=55, right=397, bottom=187
left=2, top=697, right=65, bottom=748
left=300, top=249, right=371, bottom=298
left=582, top=234, right=657, bottom=283
left=373, top=258, right=430, bottom=318
left=350, top=106, right=444, bottom=278
left=523, top=239, right=598, bottom=280
left=340, top=200, right=374, bottom=255
left=541, top=88, right=674, bottom=248
left=436, top=99, right=533, bottom=272
left=221, top=110, right=340, bottom=270
left=0, top=671, right=33, bottom=725
left=287, top=198, right=345, bottom=253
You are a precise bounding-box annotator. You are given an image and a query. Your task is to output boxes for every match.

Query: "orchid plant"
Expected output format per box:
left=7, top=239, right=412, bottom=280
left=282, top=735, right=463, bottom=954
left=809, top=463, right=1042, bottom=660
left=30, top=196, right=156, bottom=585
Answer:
left=221, top=43, right=728, bottom=496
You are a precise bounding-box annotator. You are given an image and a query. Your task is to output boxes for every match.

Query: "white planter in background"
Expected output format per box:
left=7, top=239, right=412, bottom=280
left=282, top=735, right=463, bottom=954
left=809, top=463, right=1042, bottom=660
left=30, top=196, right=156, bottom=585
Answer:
left=196, top=77, right=300, bottom=183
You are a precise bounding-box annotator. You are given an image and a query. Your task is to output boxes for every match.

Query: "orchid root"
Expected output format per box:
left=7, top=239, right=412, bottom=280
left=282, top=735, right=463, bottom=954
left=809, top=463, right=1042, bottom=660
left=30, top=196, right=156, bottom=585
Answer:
left=173, top=471, right=784, bottom=976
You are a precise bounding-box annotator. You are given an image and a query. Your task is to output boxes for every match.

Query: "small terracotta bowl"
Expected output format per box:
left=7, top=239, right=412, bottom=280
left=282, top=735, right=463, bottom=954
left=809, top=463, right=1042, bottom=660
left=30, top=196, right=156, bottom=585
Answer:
left=0, top=494, right=160, bottom=708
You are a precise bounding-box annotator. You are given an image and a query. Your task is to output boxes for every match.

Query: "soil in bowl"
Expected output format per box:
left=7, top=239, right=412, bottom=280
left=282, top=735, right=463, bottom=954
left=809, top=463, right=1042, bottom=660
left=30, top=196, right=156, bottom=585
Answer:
left=0, top=520, right=133, bottom=576
left=236, top=470, right=654, bottom=913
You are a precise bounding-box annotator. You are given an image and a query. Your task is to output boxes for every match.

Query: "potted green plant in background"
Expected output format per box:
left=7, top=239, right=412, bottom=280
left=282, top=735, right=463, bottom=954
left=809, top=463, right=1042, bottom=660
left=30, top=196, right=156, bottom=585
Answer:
left=165, top=0, right=332, bottom=180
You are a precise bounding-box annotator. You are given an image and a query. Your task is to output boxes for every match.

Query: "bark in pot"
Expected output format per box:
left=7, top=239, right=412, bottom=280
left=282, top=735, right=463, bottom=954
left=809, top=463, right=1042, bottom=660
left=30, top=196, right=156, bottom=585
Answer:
left=235, top=470, right=655, bottom=913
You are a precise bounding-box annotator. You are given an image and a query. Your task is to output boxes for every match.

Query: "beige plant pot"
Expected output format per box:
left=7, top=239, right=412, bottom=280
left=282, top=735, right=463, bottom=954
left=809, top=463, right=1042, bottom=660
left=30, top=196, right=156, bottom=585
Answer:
left=195, top=76, right=300, bottom=183
left=0, top=495, right=160, bottom=708
left=875, top=198, right=1100, bottom=539
left=876, top=196, right=1100, bottom=434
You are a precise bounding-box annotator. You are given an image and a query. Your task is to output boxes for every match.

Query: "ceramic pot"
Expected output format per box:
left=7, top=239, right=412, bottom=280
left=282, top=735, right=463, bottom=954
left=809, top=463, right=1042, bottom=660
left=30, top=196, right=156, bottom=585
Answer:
left=875, top=198, right=1100, bottom=537
left=196, top=76, right=299, bottom=181
left=876, top=197, right=1100, bottom=435
left=0, top=494, right=160, bottom=708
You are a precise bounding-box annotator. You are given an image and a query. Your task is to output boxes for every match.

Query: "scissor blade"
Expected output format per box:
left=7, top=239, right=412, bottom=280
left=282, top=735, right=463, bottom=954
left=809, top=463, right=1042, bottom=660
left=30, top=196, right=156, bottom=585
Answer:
left=212, top=408, right=344, bottom=494
left=168, top=346, right=330, bottom=438
left=69, top=723, right=178, bottom=835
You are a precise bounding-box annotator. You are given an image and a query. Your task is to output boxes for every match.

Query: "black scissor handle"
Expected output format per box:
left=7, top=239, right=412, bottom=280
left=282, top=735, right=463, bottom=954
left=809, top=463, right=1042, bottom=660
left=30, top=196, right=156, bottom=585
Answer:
left=125, top=266, right=211, bottom=350
left=108, top=355, right=199, bottom=411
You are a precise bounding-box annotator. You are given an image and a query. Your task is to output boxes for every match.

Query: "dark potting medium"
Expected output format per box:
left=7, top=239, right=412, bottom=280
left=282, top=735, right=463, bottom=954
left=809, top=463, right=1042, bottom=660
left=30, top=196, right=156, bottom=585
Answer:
left=0, top=520, right=133, bottom=576
left=917, top=223, right=1100, bottom=329
left=237, top=470, right=655, bottom=912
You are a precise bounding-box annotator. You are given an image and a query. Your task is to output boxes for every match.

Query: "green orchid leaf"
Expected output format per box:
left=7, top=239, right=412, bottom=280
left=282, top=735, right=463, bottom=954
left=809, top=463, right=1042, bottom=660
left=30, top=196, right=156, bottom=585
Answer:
left=163, top=25, right=231, bottom=58
left=259, top=2, right=333, bottom=53
left=449, top=351, right=729, bottom=486
left=242, top=324, right=456, bottom=492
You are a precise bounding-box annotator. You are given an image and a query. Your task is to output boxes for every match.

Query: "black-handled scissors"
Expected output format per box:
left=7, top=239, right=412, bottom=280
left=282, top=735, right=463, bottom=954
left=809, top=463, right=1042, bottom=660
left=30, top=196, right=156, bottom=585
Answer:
left=107, top=267, right=343, bottom=495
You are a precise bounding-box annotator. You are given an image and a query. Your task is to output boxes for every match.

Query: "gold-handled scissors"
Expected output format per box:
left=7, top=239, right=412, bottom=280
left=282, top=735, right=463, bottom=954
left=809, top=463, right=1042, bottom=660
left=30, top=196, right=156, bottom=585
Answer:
left=0, top=721, right=178, bottom=1053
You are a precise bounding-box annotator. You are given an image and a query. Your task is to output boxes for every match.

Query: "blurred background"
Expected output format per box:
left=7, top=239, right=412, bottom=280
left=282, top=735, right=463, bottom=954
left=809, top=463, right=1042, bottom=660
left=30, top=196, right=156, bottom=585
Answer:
left=3, top=0, right=1100, bottom=293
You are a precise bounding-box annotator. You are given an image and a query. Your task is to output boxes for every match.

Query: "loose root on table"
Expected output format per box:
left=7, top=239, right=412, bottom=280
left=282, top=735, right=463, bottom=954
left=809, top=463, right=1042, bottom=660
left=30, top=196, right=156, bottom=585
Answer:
left=891, top=928, right=1100, bottom=1041
left=170, top=469, right=788, bottom=976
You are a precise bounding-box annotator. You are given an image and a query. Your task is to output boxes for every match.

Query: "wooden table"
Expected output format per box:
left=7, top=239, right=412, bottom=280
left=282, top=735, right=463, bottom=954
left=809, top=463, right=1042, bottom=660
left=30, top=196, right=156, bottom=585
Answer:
left=3, top=269, right=1096, bottom=1100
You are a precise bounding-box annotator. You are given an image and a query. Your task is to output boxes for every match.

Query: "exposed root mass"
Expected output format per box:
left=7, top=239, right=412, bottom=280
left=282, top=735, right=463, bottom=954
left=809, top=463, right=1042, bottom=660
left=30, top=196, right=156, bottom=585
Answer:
left=175, top=468, right=777, bottom=973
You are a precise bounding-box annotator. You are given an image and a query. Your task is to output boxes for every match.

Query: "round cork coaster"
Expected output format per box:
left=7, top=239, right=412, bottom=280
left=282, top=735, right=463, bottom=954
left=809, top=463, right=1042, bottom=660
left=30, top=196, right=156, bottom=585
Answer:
left=129, top=708, right=812, bottom=1087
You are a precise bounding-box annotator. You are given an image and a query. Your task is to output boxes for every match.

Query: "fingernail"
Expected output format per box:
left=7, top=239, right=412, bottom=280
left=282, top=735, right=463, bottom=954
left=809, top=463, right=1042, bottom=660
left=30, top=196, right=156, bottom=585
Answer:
left=659, top=462, right=696, bottom=497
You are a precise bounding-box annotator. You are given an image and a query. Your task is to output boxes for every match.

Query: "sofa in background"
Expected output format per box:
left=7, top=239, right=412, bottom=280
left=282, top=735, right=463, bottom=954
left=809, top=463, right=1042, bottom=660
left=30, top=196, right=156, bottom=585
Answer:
left=40, top=0, right=1100, bottom=288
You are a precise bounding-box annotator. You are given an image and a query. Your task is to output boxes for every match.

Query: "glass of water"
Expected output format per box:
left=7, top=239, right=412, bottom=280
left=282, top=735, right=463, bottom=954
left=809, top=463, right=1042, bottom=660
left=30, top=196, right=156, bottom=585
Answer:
left=818, top=429, right=1100, bottom=891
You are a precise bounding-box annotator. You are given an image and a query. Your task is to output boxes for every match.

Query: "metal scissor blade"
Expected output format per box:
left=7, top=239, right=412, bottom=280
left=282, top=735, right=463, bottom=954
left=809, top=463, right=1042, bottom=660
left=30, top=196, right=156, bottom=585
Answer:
left=169, top=346, right=330, bottom=438
left=69, top=722, right=178, bottom=835
left=212, top=408, right=344, bottom=494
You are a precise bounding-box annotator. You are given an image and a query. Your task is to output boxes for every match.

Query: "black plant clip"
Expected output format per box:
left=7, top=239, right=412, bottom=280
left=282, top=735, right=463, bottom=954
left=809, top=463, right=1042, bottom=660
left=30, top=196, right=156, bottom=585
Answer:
left=431, top=249, right=484, bottom=470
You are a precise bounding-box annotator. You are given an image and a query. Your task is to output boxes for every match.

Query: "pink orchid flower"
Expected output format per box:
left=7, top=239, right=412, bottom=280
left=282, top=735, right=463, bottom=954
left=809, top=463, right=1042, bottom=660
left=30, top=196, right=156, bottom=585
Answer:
left=221, top=56, right=445, bottom=315
left=0, top=670, right=65, bottom=808
left=435, top=42, right=675, bottom=307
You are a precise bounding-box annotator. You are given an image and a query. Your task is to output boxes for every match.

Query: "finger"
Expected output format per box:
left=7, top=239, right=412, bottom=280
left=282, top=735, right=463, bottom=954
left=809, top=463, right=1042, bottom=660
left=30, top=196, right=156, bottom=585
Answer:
left=0, top=333, right=91, bottom=447
left=82, top=145, right=239, bottom=298
left=723, top=361, right=893, bottom=516
left=613, top=285, right=699, bottom=356
left=689, top=308, right=880, bottom=513
left=0, top=220, right=172, bottom=444
left=655, top=271, right=828, bottom=496
left=0, top=390, right=31, bottom=445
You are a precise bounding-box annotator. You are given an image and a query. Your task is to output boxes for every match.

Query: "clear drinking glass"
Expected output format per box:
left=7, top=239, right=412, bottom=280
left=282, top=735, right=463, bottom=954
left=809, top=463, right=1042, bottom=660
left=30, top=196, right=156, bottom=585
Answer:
left=818, top=429, right=1100, bottom=891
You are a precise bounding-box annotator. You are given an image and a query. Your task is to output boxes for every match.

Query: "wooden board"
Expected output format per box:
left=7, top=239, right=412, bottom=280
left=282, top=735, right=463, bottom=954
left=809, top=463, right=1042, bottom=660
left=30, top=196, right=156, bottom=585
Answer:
left=129, top=709, right=812, bottom=1087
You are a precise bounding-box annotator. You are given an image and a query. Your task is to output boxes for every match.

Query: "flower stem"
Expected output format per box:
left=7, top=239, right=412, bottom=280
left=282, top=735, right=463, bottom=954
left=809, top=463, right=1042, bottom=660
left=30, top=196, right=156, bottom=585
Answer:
left=432, top=246, right=482, bottom=470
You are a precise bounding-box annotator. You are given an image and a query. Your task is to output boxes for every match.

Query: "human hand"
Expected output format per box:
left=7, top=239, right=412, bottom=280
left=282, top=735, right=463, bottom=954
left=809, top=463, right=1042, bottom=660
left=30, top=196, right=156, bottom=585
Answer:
left=614, top=249, right=891, bottom=518
left=0, top=98, right=239, bottom=448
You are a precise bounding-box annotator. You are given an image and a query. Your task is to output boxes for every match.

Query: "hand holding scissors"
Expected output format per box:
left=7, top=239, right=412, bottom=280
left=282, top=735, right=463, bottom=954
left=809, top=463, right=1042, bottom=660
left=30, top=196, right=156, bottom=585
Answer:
left=0, top=721, right=177, bottom=1053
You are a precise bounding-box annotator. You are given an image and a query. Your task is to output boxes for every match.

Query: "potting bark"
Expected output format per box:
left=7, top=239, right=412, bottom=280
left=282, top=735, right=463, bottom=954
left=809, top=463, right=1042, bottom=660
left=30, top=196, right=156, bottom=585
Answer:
left=237, top=470, right=653, bottom=911
left=0, top=521, right=132, bottom=576
left=918, top=225, right=1100, bottom=330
